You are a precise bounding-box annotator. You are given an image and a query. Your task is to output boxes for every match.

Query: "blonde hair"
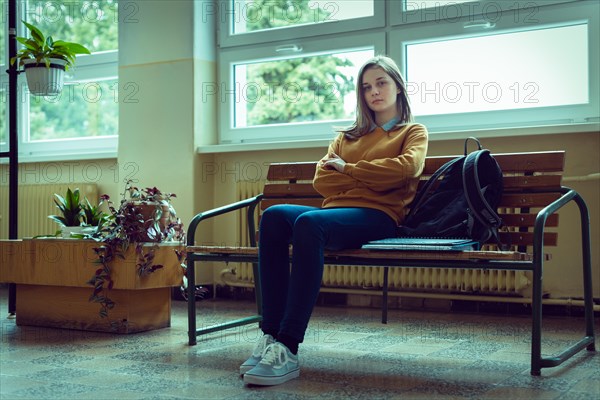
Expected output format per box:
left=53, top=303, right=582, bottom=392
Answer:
left=340, top=55, right=413, bottom=140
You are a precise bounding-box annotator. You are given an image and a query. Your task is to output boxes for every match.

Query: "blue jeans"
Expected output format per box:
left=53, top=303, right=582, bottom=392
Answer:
left=258, top=204, right=397, bottom=343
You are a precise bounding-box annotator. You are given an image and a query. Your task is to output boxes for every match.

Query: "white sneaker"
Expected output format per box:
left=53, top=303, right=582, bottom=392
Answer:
left=243, top=342, right=300, bottom=386
left=239, top=334, right=276, bottom=375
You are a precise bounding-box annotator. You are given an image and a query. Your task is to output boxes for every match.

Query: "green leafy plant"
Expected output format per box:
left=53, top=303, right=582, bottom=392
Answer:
left=81, top=198, right=108, bottom=229
left=10, top=20, right=91, bottom=70
left=48, top=188, right=107, bottom=233
left=48, top=188, right=84, bottom=227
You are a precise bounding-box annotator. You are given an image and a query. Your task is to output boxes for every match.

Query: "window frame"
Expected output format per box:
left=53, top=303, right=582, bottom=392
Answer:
left=213, top=0, right=599, bottom=148
left=19, top=50, right=118, bottom=162
left=218, top=0, right=384, bottom=48
left=0, top=1, right=119, bottom=163
left=389, top=0, right=581, bottom=26
left=388, top=0, right=599, bottom=133
left=218, top=31, right=385, bottom=144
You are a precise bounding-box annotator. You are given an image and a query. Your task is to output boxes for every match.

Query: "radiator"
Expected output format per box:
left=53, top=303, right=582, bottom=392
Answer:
left=227, top=181, right=530, bottom=295
left=0, top=183, right=99, bottom=239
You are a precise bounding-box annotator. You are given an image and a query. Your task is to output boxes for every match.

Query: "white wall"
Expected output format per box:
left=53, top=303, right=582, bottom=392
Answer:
left=118, top=0, right=196, bottom=227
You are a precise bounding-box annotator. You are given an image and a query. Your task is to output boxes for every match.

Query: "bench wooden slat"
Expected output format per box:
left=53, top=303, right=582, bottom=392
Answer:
left=500, top=213, right=559, bottom=228
left=267, top=152, right=565, bottom=182
left=267, top=162, right=317, bottom=181
left=415, top=175, right=562, bottom=192
left=260, top=198, right=324, bottom=210
left=501, top=175, right=562, bottom=191
left=327, top=249, right=542, bottom=261
left=266, top=176, right=563, bottom=199
left=264, top=183, right=319, bottom=197
left=187, top=245, right=542, bottom=261
left=422, top=151, right=565, bottom=175
left=499, top=231, right=557, bottom=247
left=499, top=193, right=561, bottom=208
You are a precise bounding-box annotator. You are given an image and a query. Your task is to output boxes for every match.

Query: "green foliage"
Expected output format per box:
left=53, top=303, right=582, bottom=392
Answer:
left=0, top=11, right=5, bottom=66
left=26, top=0, right=118, bottom=54
left=247, top=56, right=355, bottom=125
left=48, top=187, right=108, bottom=228
left=10, top=20, right=91, bottom=70
left=244, top=0, right=329, bottom=31
left=87, top=180, right=186, bottom=319
left=29, top=79, right=119, bottom=140
left=242, top=0, right=357, bottom=126
left=21, top=1, right=119, bottom=141
left=82, top=197, right=108, bottom=228
left=48, top=188, right=84, bottom=227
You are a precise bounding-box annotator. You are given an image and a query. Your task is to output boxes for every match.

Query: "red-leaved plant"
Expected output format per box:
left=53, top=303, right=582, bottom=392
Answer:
left=86, top=180, right=186, bottom=319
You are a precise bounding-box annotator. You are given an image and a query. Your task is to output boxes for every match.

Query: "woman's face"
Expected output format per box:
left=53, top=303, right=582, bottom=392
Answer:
left=361, top=67, right=400, bottom=123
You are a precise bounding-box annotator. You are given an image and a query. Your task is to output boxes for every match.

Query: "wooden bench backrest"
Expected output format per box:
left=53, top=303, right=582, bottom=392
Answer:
left=261, top=151, right=565, bottom=248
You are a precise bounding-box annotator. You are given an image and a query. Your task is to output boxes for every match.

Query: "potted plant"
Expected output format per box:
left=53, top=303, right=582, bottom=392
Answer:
left=10, top=20, right=91, bottom=96
left=48, top=188, right=107, bottom=238
left=81, top=197, right=109, bottom=233
left=87, top=180, right=191, bottom=318
left=48, top=187, right=85, bottom=238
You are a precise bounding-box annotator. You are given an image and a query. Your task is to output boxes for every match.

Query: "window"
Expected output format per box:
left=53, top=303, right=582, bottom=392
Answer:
left=218, top=0, right=383, bottom=47
left=406, top=24, right=588, bottom=115
left=0, top=1, right=6, bottom=152
left=216, top=0, right=598, bottom=146
left=233, top=49, right=372, bottom=128
left=391, top=0, right=598, bottom=132
left=391, top=0, right=579, bottom=25
left=218, top=33, right=382, bottom=143
left=231, top=0, right=374, bottom=35
left=217, top=0, right=384, bottom=144
left=1, top=0, right=118, bottom=161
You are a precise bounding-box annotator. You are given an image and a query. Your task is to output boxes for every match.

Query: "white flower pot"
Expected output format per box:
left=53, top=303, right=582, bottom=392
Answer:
left=60, top=226, right=90, bottom=239
left=23, top=58, right=67, bottom=96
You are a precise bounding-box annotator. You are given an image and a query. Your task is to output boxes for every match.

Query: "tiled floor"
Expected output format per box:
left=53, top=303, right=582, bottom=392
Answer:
left=0, top=287, right=598, bottom=399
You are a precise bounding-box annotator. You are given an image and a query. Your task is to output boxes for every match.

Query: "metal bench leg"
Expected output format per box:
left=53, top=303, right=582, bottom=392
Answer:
left=382, top=267, right=389, bottom=324
left=188, top=257, right=262, bottom=342
left=531, top=259, right=543, bottom=376
left=8, top=283, right=16, bottom=316
left=578, top=195, right=596, bottom=351
left=187, top=256, right=197, bottom=345
left=530, top=190, right=596, bottom=375
left=252, top=261, right=263, bottom=323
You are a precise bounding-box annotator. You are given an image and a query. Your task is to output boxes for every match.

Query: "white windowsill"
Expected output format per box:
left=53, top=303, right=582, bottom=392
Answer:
left=0, top=150, right=117, bottom=164
left=196, top=122, right=600, bottom=154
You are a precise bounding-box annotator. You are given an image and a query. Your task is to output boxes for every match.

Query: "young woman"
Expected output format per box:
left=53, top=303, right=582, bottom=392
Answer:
left=242, top=55, right=428, bottom=386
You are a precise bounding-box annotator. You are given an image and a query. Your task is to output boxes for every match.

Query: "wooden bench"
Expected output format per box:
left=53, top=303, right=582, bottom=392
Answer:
left=185, top=150, right=595, bottom=376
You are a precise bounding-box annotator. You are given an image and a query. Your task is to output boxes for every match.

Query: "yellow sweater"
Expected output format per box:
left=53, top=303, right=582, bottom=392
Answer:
left=313, top=123, right=428, bottom=225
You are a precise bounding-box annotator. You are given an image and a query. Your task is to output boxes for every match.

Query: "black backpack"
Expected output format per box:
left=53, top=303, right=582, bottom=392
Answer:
left=397, top=137, right=505, bottom=248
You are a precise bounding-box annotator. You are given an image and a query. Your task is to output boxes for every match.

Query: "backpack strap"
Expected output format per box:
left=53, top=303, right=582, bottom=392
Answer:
left=462, top=148, right=508, bottom=249
left=464, top=136, right=482, bottom=155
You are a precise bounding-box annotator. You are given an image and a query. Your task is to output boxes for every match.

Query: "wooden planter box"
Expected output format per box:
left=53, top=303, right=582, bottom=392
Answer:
left=0, top=239, right=184, bottom=333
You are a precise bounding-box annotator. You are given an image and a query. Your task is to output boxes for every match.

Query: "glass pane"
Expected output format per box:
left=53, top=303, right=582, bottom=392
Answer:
left=25, top=0, right=118, bottom=53
left=0, top=2, right=5, bottom=66
left=232, top=0, right=373, bottom=34
left=233, top=49, right=373, bottom=128
left=28, top=79, right=118, bottom=140
left=404, top=0, right=472, bottom=11
left=406, top=23, right=588, bottom=116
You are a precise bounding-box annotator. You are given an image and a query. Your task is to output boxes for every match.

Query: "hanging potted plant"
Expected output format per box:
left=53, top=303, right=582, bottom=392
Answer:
left=10, top=20, right=91, bottom=96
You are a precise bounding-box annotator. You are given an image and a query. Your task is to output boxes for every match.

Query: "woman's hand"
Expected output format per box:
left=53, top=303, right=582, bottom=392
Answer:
left=321, top=152, right=346, bottom=173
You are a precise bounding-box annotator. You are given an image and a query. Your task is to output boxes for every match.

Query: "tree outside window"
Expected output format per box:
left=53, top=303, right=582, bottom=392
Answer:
left=25, top=0, right=118, bottom=141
